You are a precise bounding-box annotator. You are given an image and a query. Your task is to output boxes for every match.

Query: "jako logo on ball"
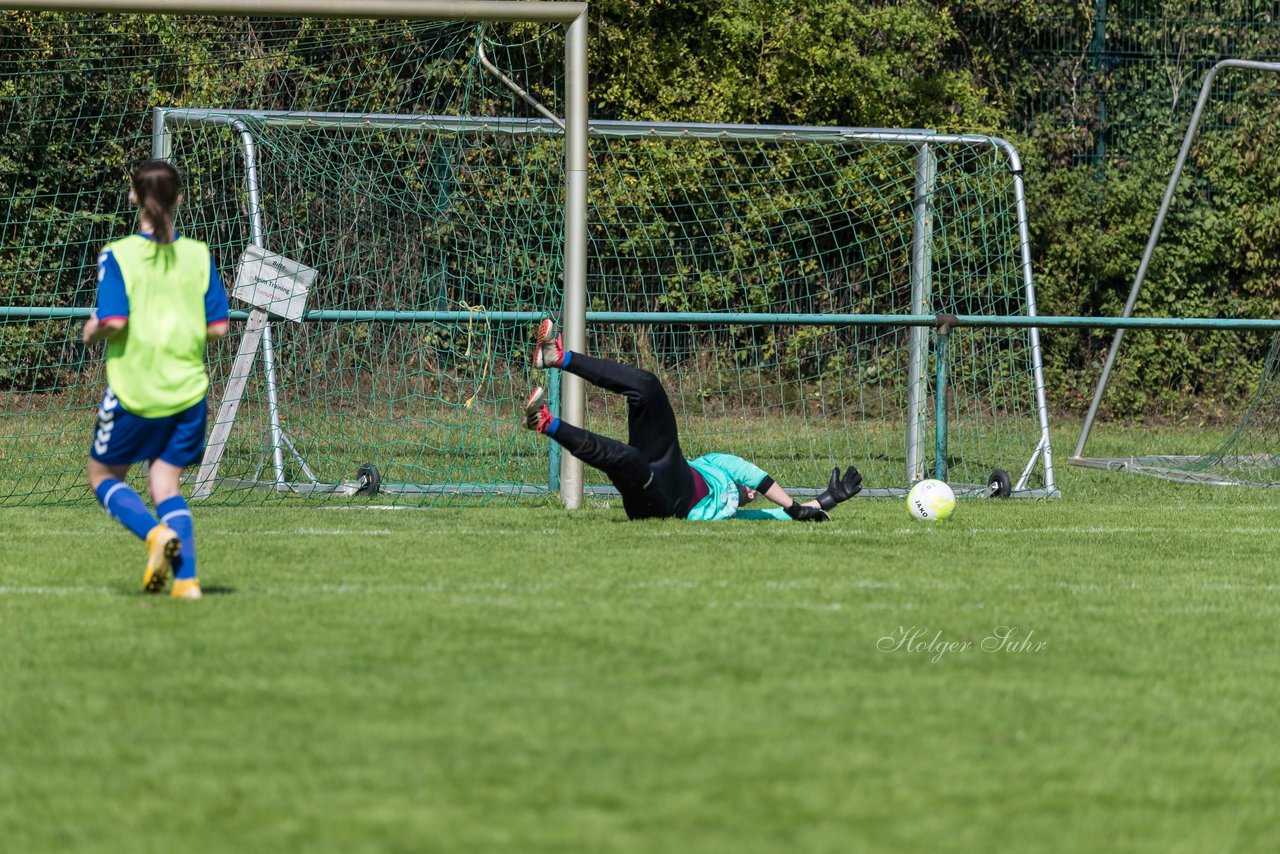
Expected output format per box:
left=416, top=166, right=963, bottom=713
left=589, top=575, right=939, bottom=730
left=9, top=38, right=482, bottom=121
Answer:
left=907, top=479, right=956, bottom=521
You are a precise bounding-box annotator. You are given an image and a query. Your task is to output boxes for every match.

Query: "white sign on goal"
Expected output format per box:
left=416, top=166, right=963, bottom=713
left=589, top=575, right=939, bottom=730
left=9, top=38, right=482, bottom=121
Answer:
left=232, top=243, right=316, bottom=322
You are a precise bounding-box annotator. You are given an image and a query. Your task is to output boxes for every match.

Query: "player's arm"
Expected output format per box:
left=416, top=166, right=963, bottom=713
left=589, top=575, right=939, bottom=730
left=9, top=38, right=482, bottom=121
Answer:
left=757, top=479, right=813, bottom=510
left=752, top=466, right=863, bottom=521
left=205, top=254, right=230, bottom=342
left=85, top=249, right=129, bottom=344
left=766, top=466, right=863, bottom=509
left=758, top=479, right=829, bottom=521
left=82, top=312, right=127, bottom=344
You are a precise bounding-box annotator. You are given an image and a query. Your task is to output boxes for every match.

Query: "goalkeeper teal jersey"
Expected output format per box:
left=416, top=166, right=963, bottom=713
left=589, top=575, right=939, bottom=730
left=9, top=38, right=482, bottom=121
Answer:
left=686, top=452, right=775, bottom=521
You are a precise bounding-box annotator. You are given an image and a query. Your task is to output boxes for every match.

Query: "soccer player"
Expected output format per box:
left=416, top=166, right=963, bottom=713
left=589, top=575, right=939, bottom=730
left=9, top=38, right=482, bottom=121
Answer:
left=523, top=318, right=862, bottom=521
left=83, top=159, right=230, bottom=599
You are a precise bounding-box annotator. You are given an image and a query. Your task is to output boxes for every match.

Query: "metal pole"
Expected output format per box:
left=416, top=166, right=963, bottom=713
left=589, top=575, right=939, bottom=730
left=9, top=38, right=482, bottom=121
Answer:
left=558, top=9, right=588, bottom=508
left=259, top=329, right=287, bottom=488
left=1010, top=165, right=1056, bottom=493
left=905, top=143, right=935, bottom=484
left=1074, top=59, right=1280, bottom=461
left=193, top=121, right=278, bottom=497
left=229, top=123, right=286, bottom=484
left=0, top=1, right=588, bottom=22
left=934, top=324, right=950, bottom=481
left=477, top=33, right=565, bottom=129
left=21, top=303, right=1280, bottom=331
left=151, top=107, right=172, bottom=160
left=161, top=109, right=1015, bottom=149
left=230, top=124, right=291, bottom=490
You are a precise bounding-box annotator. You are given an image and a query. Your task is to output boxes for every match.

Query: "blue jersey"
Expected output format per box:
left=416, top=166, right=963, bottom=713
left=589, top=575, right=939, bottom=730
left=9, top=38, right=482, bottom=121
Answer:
left=97, top=233, right=229, bottom=327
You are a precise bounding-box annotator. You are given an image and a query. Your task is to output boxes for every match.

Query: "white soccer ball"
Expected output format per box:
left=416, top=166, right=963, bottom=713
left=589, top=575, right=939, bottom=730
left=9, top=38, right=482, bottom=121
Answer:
left=907, top=479, right=956, bottom=522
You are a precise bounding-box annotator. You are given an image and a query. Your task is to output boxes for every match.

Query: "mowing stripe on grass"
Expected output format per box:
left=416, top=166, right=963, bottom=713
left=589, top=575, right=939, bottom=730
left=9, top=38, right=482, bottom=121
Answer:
left=0, top=528, right=395, bottom=537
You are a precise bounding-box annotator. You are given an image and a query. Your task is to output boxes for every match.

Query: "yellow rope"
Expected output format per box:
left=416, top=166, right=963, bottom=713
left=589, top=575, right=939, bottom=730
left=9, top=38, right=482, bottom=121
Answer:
left=458, top=302, right=492, bottom=409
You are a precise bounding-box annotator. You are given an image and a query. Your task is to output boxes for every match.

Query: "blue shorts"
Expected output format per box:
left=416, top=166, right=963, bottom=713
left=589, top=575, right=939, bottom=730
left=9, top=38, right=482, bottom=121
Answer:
left=89, top=387, right=208, bottom=468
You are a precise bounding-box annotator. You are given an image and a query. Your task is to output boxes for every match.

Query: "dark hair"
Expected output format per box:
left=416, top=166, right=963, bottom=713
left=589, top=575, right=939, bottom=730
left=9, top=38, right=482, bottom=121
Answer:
left=132, top=159, right=182, bottom=246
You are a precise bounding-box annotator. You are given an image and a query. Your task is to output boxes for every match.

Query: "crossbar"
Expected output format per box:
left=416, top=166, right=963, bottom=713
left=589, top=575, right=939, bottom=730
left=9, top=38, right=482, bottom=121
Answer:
left=159, top=108, right=1022, bottom=161
left=0, top=1, right=587, bottom=22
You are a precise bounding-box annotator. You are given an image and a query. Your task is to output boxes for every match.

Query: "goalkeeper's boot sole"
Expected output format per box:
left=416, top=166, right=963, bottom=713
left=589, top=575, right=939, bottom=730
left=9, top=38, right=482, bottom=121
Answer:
left=142, top=524, right=180, bottom=594
left=171, top=578, right=203, bottom=600
left=524, top=387, right=553, bottom=433
left=534, top=317, right=565, bottom=369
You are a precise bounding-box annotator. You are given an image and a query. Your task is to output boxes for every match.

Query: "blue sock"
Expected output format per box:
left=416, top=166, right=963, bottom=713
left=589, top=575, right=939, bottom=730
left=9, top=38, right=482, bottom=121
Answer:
left=561, top=351, right=573, bottom=370
left=546, top=417, right=561, bottom=437
left=95, top=478, right=158, bottom=541
left=156, top=495, right=197, bottom=580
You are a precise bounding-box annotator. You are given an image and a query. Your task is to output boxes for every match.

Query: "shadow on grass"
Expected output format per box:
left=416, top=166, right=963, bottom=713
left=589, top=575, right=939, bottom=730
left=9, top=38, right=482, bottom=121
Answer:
left=200, top=585, right=235, bottom=596
left=113, top=585, right=236, bottom=597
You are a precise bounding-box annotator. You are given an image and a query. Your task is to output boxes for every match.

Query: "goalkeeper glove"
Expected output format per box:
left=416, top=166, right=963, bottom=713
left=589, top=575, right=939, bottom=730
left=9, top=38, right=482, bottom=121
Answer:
left=784, top=502, right=830, bottom=522
left=816, top=465, right=862, bottom=511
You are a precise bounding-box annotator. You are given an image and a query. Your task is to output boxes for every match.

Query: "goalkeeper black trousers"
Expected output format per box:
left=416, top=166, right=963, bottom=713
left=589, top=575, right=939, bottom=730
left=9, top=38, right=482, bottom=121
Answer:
left=547, top=352, right=695, bottom=520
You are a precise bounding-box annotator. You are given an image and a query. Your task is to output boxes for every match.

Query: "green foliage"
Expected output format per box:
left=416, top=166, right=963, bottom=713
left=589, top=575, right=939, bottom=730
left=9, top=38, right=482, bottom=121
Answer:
left=591, top=0, right=1003, bottom=130
left=0, top=321, right=74, bottom=391
left=945, top=0, right=1280, bottom=420
left=586, top=0, right=1280, bottom=422
left=1026, top=79, right=1280, bottom=420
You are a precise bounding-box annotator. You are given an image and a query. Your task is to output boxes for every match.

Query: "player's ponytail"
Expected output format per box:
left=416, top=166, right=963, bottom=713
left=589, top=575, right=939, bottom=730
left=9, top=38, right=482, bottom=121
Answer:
left=131, top=159, right=182, bottom=246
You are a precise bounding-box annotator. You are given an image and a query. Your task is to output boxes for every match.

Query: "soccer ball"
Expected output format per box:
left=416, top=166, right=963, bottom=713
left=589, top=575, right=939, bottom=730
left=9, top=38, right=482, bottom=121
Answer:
left=907, top=479, right=956, bottom=522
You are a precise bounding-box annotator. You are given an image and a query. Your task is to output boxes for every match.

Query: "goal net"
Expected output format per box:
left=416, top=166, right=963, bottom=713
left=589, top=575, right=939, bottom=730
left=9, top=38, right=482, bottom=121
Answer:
left=0, top=13, right=569, bottom=505
left=1072, top=60, right=1280, bottom=487
left=0, top=10, right=1055, bottom=505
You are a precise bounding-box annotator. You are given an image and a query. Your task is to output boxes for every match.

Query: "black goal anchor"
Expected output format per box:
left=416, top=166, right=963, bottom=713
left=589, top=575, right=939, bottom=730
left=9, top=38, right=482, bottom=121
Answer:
left=355, top=464, right=382, bottom=496
left=985, top=468, right=1012, bottom=499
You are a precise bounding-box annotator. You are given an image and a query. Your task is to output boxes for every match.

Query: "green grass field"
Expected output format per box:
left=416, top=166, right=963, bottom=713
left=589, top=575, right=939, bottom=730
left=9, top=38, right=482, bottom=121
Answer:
left=4, top=440, right=1280, bottom=852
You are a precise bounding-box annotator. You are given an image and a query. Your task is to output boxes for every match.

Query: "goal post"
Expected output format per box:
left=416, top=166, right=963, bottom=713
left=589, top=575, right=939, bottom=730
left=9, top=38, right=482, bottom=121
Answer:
left=151, top=107, right=1056, bottom=501
left=0, top=1, right=592, bottom=506
left=574, top=121, right=1056, bottom=499
left=0, top=6, right=1057, bottom=506
left=1073, top=59, right=1280, bottom=487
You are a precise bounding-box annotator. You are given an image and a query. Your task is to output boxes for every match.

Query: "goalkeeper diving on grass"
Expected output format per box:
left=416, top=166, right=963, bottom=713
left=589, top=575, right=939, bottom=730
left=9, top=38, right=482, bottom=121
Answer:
left=523, top=319, right=862, bottom=521
left=82, top=160, right=229, bottom=599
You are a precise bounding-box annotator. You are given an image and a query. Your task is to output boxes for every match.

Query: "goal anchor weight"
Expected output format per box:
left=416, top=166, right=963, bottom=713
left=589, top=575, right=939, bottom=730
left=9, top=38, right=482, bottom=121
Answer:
left=355, top=464, right=382, bottom=497
left=986, top=469, right=1012, bottom=499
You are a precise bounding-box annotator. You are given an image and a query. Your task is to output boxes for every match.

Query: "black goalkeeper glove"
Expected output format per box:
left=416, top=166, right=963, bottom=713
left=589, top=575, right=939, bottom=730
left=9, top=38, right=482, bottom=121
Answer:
left=784, top=503, right=831, bottom=522
left=816, top=465, right=863, bottom=511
